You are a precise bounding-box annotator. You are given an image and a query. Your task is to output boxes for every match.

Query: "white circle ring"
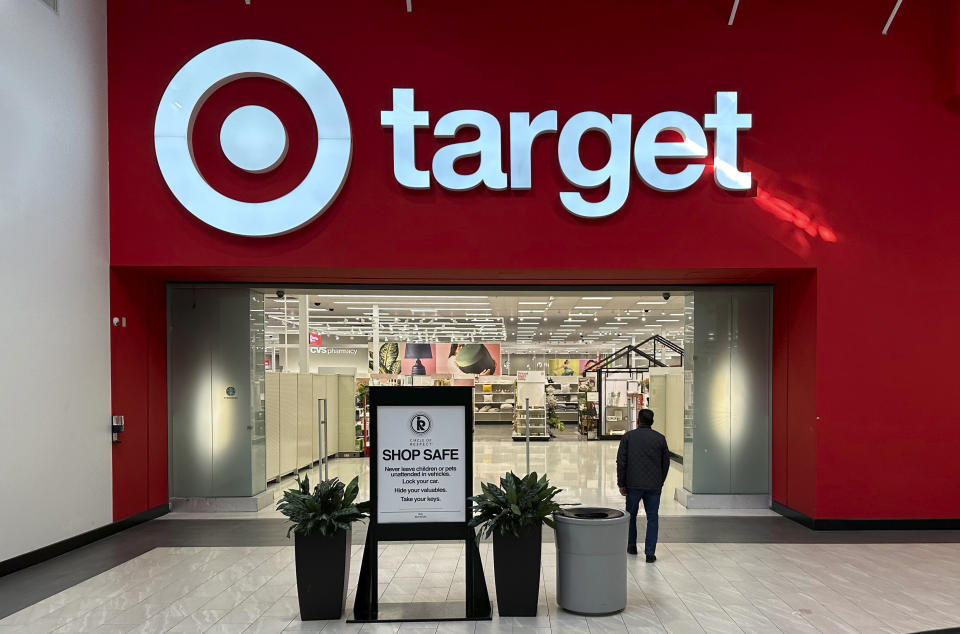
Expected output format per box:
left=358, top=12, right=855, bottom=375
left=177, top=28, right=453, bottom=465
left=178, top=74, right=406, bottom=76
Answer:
left=154, top=39, right=351, bottom=237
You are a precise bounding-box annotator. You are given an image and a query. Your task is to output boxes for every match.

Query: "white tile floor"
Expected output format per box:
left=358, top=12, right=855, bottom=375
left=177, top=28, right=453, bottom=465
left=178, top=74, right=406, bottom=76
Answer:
left=163, top=439, right=776, bottom=521
left=3, top=540, right=960, bottom=633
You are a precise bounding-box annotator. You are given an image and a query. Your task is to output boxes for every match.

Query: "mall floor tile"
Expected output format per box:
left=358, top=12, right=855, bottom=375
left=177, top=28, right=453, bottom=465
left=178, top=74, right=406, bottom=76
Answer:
left=2, top=541, right=960, bottom=632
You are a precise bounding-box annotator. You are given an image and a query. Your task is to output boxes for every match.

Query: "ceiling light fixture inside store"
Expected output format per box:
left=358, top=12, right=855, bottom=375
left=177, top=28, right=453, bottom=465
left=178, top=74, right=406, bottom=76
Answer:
left=334, top=301, right=489, bottom=306
left=312, top=294, right=488, bottom=299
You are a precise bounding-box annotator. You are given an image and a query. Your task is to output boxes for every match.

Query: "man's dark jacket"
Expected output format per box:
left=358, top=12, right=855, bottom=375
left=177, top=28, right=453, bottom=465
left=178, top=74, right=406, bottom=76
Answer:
left=616, top=426, right=670, bottom=490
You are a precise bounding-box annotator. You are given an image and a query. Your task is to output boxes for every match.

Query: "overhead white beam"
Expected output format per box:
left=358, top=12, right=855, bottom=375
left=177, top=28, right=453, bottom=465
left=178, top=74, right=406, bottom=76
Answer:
left=882, top=0, right=903, bottom=35
left=406, top=0, right=412, bottom=12
left=728, top=0, right=740, bottom=26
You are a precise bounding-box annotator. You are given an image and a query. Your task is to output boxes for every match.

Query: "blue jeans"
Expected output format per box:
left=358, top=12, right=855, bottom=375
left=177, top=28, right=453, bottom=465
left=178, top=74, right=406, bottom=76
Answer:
left=625, top=488, right=661, bottom=556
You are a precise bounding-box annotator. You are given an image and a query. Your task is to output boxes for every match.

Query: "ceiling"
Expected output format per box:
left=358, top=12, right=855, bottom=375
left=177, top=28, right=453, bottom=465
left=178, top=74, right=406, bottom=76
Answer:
left=257, top=289, right=690, bottom=355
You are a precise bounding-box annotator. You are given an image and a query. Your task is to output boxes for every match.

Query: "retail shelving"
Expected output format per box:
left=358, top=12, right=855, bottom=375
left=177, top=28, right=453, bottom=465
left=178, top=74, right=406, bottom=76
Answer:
left=546, top=380, right=581, bottom=425
left=473, top=377, right=517, bottom=425
left=514, top=371, right=550, bottom=441
left=355, top=395, right=369, bottom=455
left=512, top=407, right=549, bottom=441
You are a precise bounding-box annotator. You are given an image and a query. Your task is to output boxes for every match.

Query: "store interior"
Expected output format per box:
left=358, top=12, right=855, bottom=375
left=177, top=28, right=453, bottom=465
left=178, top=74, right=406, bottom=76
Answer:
left=212, top=289, right=695, bottom=514
left=259, top=289, right=688, bottom=444
left=166, top=286, right=773, bottom=517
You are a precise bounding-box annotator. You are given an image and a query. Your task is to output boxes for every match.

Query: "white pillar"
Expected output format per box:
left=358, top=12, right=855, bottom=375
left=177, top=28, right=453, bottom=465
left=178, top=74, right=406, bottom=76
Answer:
left=372, top=304, right=380, bottom=374
left=282, top=300, right=289, bottom=371
left=299, top=295, right=310, bottom=374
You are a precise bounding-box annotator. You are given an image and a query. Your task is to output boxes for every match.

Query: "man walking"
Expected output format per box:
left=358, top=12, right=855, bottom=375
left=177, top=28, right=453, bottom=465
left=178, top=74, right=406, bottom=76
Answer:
left=616, top=409, right=670, bottom=562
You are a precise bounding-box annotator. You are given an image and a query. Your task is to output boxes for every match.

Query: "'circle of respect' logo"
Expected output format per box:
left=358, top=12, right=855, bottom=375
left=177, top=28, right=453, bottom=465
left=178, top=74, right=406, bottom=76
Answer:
left=410, top=413, right=432, bottom=435
left=154, top=39, right=351, bottom=237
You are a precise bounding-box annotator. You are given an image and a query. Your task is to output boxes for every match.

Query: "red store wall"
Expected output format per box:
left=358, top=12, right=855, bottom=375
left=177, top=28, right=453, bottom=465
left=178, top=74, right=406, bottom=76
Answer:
left=108, top=0, right=960, bottom=521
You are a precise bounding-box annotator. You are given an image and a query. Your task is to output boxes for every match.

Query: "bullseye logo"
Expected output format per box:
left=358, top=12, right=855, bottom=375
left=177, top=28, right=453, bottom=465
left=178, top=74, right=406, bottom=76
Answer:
left=154, top=39, right=351, bottom=237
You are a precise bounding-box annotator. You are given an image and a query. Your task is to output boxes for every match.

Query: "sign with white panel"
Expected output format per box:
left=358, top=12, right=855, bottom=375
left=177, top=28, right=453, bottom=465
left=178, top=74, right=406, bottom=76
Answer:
left=376, top=405, right=465, bottom=524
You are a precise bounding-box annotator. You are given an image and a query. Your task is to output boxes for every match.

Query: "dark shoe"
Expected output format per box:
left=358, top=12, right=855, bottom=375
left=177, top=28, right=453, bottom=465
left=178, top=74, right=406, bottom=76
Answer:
left=646, top=554, right=657, bottom=563
left=627, top=545, right=638, bottom=555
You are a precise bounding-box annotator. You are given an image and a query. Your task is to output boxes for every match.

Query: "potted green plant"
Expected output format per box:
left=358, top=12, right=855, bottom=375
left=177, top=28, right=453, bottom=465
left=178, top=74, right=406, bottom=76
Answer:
left=546, top=391, right=564, bottom=432
left=276, top=475, right=369, bottom=620
left=468, top=472, right=564, bottom=616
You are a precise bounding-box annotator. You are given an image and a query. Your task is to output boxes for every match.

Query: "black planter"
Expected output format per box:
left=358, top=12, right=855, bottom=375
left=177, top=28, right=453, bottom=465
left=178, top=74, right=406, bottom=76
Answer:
left=493, top=523, right=542, bottom=616
left=294, top=528, right=351, bottom=620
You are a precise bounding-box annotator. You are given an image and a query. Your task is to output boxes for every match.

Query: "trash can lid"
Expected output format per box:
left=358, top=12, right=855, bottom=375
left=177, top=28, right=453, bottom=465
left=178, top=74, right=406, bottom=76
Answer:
left=555, top=507, right=624, bottom=521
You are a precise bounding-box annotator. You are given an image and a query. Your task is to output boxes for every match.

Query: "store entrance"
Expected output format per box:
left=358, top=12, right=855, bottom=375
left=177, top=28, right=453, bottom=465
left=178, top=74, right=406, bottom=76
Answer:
left=166, top=286, right=772, bottom=514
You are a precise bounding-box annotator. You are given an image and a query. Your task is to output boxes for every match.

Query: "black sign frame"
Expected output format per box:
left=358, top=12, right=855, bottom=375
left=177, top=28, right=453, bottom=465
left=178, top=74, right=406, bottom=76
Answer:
left=351, top=386, right=491, bottom=622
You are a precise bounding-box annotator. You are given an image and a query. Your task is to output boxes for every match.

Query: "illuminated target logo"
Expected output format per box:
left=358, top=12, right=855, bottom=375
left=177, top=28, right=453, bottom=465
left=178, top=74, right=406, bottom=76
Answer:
left=154, top=40, right=351, bottom=237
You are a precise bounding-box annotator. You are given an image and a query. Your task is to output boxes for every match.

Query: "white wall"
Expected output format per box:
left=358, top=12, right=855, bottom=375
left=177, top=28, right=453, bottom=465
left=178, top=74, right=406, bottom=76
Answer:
left=0, top=0, right=110, bottom=561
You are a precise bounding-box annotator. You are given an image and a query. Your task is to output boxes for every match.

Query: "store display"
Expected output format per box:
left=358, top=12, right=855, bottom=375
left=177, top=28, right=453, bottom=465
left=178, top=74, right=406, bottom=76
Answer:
left=514, top=373, right=549, bottom=441
left=403, top=343, right=435, bottom=376
left=453, top=343, right=499, bottom=375
left=474, top=377, right=517, bottom=424
left=581, top=336, right=685, bottom=439
left=374, top=343, right=402, bottom=374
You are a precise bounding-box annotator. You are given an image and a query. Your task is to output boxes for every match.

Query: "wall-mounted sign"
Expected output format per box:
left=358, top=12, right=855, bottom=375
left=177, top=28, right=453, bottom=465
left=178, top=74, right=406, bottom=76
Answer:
left=382, top=89, right=752, bottom=218
left=154, top=39, right=351, bottom=237
left=310, top=346, right=359, bottom=355
left=154, top=39, right=751, bottom=235
left=376, top=405, right=465, bottom=524
left=308, top=332, right=322, bottom=346
left=517, top=370, right=546, bottom=382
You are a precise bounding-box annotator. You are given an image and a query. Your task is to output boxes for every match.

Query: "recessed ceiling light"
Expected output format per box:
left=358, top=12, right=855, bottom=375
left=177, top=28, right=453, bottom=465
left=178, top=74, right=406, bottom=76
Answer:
left=518, top=302, right=549, bottom=305
left=636, top=301, right=667, bottom=305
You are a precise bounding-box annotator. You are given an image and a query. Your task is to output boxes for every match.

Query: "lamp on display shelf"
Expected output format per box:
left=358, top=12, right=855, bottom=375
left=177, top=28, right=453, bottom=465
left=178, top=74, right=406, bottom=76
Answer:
left=404, top=343, right=433, bottom=376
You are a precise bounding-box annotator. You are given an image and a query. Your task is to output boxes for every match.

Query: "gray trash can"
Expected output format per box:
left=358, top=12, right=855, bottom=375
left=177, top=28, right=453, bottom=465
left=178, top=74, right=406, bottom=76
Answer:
left=554, top=507, right=628, bottom=615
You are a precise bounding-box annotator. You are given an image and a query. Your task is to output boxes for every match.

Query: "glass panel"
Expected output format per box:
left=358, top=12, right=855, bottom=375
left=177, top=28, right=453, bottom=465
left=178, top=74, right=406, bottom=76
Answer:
left=168, top=287, right=264, bottom=498
left=167, top=287, right=213, bottom=498
left=689, top=287, right=771, bottom=495
left=730, top=289, right=772, bottom=494
left=691, top=291, right=733, bottom=494
left=683, top=293, right=695, bottom=491
left=249, top=291, right=267, bottom=495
